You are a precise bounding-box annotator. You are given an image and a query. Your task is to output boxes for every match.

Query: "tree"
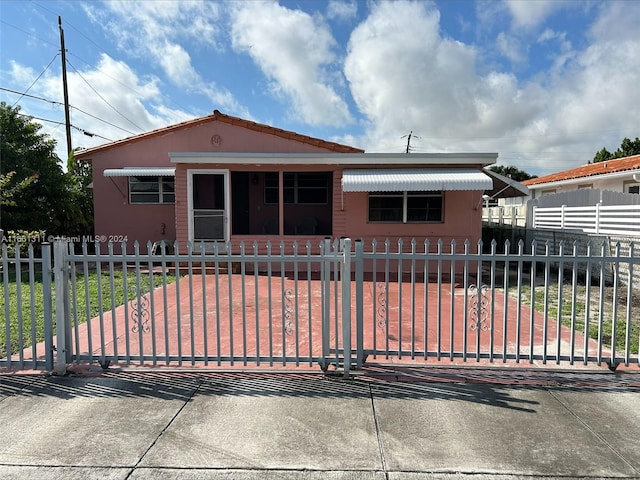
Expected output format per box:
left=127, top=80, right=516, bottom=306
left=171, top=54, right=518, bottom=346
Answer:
left=488, top=165, right=537, bottom=182
left=66, top=150, right=94, bottom=235
left=0, top=102, right=91, bottom=235
left=0, top=171, right=35, bottom=207
left=592, top=147, right=612, bottom=163
left=592, top=137, right=640, bottom=163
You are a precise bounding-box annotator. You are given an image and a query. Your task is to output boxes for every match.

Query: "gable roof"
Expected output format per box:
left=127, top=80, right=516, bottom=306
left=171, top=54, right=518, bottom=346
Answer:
left=75, top=109, right=363, bottom=158
left=523, top=154, right=640, bottom=187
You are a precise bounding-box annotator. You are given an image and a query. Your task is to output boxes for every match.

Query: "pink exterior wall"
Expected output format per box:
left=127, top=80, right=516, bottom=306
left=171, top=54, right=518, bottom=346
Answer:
left=86, top=120, right=344, bottom=252
left=84, top=117, right=487, bottom=257
left=221, top=164, right=485, bottom=255
left=335, top=167, right=485, bottom=248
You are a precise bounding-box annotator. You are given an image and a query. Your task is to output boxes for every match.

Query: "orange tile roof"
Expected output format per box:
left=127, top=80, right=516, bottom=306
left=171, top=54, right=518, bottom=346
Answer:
left=522, top=154, right=640, bottom=186
left=75, top=109, right=364, bottom=158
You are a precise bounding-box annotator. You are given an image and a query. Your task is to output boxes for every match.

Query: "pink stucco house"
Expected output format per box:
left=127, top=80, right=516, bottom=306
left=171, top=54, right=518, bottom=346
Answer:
left=75, top=110, right=496, bottom=254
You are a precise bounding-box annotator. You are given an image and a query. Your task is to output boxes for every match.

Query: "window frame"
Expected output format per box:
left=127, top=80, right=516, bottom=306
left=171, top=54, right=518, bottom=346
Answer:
left=368, top=190, right=444, bottom=223
left=264, top=172, right=330, bottom=205
left=623, top=180, right=640, bottom=194
left=129, top=175, right=175, bottom=204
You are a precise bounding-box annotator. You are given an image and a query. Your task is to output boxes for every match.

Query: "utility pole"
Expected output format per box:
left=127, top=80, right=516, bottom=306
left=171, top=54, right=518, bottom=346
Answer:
left=59, top=16, right=72, bottom=160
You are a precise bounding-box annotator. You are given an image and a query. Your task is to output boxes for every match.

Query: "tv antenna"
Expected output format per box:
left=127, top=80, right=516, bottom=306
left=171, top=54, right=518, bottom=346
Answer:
left=401, top=131, right=420, bottom=153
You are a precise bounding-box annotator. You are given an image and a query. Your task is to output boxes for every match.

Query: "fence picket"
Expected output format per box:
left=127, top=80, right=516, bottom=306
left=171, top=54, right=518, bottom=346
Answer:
left=1, top=237, right=638, bottom=373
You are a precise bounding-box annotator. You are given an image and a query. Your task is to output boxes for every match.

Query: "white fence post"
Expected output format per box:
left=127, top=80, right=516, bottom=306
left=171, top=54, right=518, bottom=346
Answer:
left=340, top=237, right=352, bottom=377
left=320, top=237, right=332, bottom=370
left=560, top=205, right=566, bottom=229
left=354, top=239, right=365, bottom=368
left=41, top=243, right=55, bottom=371
left=595, top=201, right=601, bottom=235
left=53, top=240, right=70, bottom=375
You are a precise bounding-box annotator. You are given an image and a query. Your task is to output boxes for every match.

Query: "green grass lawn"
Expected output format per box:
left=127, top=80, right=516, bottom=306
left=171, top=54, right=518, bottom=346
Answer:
left=1, top=268, right=176, bottom=358
left=507, top=282, right=639, bottom=355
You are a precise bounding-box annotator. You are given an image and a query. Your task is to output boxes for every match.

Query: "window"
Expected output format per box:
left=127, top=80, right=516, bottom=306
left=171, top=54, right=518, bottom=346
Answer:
left=624, top=182, right=640, bottom=194
left=369, top=191, right=443, bottom=223
left=129, top=176, right=175, bottom=204
left=264, top=172, right=330, bottom=204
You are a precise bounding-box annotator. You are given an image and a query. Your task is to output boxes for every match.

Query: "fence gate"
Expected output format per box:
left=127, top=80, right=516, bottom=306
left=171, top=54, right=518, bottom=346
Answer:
left=51, top=238, right=357, bottom=375
left=2, top=238, right=638, bottom=375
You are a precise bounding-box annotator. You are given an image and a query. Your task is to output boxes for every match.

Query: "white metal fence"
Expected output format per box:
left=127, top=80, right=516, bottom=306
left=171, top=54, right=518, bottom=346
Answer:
left=533, top=204, right=640, bottom=237
left=2, top=238, right=638, bottom=375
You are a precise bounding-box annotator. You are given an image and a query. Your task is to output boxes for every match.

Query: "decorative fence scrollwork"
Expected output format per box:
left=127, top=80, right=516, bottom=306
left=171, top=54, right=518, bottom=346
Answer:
left=283, top=288, right=295, bottom=336
left=468, top=284, right=490, bottom=332
left=129, top=286, right=150, bottom=334
left=376, top=283, right=387, bottom=329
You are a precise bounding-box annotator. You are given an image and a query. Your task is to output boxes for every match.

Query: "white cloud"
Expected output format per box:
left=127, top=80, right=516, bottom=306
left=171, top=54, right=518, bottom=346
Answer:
left=84, top=0, right=247, bottom=115
left=327, top=1, right=358, bottom=22
left=8, top=61, right=38, bottom=86
left=502, top=0, right=563, bottom=29
left=230, top=1, right=352, bottom=126
left=344, top=1, right=640, bottom=175
left=345, top=1, right=537, bottom=151
left=496, top=32, right=525, bottom=63
left=537, top=29, right=575, bottom=73
left=7, top=55, right=195, bottom=160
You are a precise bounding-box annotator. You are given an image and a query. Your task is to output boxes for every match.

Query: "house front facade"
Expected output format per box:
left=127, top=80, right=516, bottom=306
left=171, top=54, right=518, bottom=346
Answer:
left=76, top=111, right=496, bottom=254
left=522, top=154, right=640, bottom=199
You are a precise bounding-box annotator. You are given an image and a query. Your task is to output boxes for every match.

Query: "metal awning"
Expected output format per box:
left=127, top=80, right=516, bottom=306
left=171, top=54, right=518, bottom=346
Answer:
left=341, top=169, right=493, bottom=192
left=103, top=167, right=175, bottom=177
left=483, top=169, right=529, bottom=198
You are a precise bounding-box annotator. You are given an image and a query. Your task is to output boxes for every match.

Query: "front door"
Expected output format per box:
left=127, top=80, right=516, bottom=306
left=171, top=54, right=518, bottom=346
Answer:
left=190, top=171, right=228, bottom=243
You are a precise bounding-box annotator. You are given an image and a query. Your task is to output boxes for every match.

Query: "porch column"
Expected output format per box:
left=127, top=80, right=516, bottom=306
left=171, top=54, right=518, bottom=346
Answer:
left=278, top=170, right=284, bottom=236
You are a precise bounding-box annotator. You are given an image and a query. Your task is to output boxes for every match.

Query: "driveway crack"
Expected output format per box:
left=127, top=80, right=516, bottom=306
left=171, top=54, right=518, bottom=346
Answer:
left=369, top=383, right=389, bottom=480
left=124, top=377, right=204, bottom=479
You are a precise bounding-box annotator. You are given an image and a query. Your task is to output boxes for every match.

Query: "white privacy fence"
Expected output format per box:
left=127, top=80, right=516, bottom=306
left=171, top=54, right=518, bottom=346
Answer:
left=533, top=204, right=640, bottom=237
left=482, top=206, right=527, bottom=227
left=2, top=238, right=639, bottom=375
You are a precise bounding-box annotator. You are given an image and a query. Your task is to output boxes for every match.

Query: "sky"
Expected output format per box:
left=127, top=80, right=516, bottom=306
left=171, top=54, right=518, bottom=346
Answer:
left=1, top=0, right=639, bottom=176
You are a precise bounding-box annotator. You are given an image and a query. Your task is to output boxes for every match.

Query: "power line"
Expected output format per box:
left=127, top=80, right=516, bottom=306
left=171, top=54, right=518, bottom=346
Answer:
left=66, top=58, right=145, bottom=132
left=0, top=20, right=59, bottom=48
left=0, top=87, right=59, bottom=106
left=8, top=4, right=155, bottom=114
left=11, top=54, right=59, bottom=108
left=67, top=51, right=161, bottom=106
left=1, top=86, right=135, bottom=135
left=31, top=1, right=113, bottom=57
left=29, top=1, right=187, bottom=117
left=1, top=85, right=138, bottom=136
left=16, top=112, right=113, bottom=142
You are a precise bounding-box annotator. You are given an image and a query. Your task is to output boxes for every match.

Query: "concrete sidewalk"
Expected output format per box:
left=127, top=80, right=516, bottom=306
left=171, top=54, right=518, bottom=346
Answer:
left=0, top=368, right=638, bottom=479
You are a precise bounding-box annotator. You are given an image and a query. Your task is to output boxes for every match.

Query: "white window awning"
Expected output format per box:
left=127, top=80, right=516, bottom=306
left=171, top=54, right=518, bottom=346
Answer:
left=341, top=169, right=493, bottom=192
left=103, top=167, right=175, bottom=177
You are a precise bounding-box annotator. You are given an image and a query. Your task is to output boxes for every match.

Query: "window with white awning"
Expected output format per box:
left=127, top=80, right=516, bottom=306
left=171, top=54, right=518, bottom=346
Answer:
left=103, top=168, right=175, bottom=204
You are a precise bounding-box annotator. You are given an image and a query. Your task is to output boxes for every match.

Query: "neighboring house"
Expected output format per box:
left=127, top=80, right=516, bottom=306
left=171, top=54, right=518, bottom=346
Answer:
left=522, top=154, right=640, bottom=199
left=75, top=110, right=496, bottom=254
